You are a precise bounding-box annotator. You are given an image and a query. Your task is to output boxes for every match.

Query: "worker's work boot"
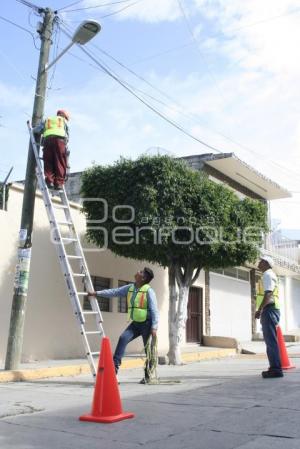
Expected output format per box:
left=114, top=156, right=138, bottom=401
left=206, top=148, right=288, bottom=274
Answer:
left=261, top=369, right=283, bottom=378
left=139, top=377, right=150, bottom=384
left=139, top=369, right=150, bottom=384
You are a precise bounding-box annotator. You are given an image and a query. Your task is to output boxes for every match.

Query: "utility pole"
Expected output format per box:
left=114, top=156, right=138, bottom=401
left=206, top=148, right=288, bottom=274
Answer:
left=5, top=8, right=55, bottom=370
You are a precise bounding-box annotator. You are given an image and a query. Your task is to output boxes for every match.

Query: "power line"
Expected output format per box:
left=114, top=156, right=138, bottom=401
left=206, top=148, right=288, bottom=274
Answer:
left=99, top=0, right=145, bottom=19
left=177, top=0, right=225, bottom=103
left=47, top=19, right=61, bottom=91
left=15, top=0, right=42, bottom=12
left=61, top=0, right=141, bottom=13
left=224, top=7, right=300, bottom=35
left=57, top=0, right=85, bottom=12
left=130, top=41, right=193, bottom=65
left=0, top=46, right=29, bottom=81
left=0, top=14, right=36, bottom=37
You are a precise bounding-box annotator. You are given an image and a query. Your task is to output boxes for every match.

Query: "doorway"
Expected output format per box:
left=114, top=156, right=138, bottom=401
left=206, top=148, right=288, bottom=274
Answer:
left=186, top=287, right=203, bottom=343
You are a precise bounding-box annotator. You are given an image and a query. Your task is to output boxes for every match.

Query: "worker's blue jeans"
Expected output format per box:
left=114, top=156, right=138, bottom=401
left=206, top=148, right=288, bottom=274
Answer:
left=113, top=320, right=152, bottom=373
left=260, top=306, right=282, bottom=372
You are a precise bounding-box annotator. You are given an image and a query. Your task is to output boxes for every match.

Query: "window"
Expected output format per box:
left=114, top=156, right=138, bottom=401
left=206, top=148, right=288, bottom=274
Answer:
left=211, top=267, right=250, bottom=282
left=118, top=280, right=130, bottom=313
left=237, top=269, right=250, bottom=281
left=84, top=276, right=111, bottom=312
left=223, top=267, right=237, bottom=278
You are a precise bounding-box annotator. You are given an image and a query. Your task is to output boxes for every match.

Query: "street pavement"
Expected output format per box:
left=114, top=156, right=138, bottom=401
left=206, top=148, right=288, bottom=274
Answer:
left=0, top=350, right=300, bottom=449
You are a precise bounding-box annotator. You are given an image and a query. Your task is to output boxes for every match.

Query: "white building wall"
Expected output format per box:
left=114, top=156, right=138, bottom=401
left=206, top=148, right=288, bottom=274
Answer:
left=210, top=273, right=252, bottom=341
left=285, top=277, right=300, bottom=331
left=278, top=277, right=287, bottom=332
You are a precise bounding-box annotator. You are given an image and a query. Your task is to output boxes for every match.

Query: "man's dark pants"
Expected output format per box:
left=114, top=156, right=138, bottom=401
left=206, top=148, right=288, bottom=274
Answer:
left=113, top=320, right=152, bottom=373
left=43, top=136, right=67, bottom=186
left=260, top=305, right=282, bottom=373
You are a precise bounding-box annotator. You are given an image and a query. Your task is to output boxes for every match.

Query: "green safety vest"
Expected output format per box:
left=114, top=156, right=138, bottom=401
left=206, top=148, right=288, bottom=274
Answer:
left=43, top=116, right=66, bottom=139
left=256, top=273, right=280, bottom=309
left=127, top=284, right=150, bottom=323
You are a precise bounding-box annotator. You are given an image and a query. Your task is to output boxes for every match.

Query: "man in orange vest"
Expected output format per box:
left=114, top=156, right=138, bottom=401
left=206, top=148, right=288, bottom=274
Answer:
left=41, top=109, right=70, bottom=189
left=89, top=267, right=159, bottom=383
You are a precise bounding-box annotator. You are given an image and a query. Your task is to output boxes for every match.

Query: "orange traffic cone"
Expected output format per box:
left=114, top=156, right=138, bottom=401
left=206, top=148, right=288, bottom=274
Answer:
left=79, top=337, right=135, bottom=423
left=277, top=326, right=296, bottom=370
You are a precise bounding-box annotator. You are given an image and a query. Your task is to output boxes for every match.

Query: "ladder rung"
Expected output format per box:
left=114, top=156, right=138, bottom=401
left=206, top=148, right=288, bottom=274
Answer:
left=85, top=331, right=102, bottom=335
left=90, top=352, right=100, bottom=356
left=62, top=238, right=78, bottom=242
left=53, top=204, right=69, bottom=209
left=83, top=311, right=98, bottom=315
left=77, top=292, right=88, bottom=296
left=73, top=273, right=86, bottom=277
left=56, top=221, right=73, bottom=226
left=67, top=255, right=82, bottom=259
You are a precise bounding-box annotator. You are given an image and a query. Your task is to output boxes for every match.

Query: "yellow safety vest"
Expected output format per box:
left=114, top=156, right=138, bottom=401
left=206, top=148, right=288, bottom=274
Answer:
left=43, top=116, right=66, bottom=139
left=256, top=273, right=280, bottom=309
left=127, top=284, right=150, bottom=323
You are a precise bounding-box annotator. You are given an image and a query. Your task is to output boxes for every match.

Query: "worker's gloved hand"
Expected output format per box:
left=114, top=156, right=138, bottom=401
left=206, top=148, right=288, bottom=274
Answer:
left=254, top=310, right=261, bottom=319
left=87, top=291, right=96, bottom=297
left=151, top=329, right=157, bottom=337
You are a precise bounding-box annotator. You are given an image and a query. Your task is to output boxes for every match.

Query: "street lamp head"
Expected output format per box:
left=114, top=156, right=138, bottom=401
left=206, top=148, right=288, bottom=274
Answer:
left=72, top=20, right=101, bottom=45
left=44, top=20, right=101, bottom=72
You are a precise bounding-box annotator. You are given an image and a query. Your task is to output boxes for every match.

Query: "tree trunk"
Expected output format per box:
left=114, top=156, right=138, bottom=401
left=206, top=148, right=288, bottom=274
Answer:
left=167, top=264, right=179, bottom=364
left=167, top=262, right=201, bottom=365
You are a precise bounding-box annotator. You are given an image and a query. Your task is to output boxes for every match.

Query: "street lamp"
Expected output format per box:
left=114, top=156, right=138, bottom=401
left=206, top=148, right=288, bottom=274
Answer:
left=5, top=12, right=101, bottom=371
left=45, top=20, right=101, bottom=71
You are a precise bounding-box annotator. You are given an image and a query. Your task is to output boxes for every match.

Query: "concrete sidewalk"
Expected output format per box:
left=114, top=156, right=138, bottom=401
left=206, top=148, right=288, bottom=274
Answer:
left=2, top=340, right=299, bottom=383
left=0, top=345, right=237, bottom=383
left=240, top=340, right=300, bottom=355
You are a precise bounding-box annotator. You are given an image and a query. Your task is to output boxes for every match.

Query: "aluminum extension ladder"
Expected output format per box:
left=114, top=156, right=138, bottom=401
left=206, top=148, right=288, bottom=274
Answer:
left=27, top=121, right=104, bottom=378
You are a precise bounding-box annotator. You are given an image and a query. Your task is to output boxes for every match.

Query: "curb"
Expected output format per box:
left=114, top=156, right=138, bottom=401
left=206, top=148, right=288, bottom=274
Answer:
left=0, top=348, right=236, bottom=383
left=182, top=348, right=236, bottom=363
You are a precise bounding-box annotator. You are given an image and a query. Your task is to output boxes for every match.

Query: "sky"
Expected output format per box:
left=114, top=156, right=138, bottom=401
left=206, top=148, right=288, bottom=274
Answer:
left=0, top=0, right=300, bottom=234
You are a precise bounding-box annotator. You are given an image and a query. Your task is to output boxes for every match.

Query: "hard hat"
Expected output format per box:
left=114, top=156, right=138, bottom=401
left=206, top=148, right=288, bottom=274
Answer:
left=260, top=255, right=274, bottom=268
left=57, top=109, right=70, bottom=121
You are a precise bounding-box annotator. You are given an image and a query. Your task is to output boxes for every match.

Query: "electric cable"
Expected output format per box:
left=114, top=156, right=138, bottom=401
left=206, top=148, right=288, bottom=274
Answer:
left=47, top=18, right=61, bottom=91
left=99, top=0, right=145, bottom=19
left=61, top=0, right=142, bottom=13
left=177, top=0, right=225, bottom=103
left=0, top=14, right=36, bottom=38
left=15, top=0, right=42, bottom=12
left=57, top=0, right=85, bottom=12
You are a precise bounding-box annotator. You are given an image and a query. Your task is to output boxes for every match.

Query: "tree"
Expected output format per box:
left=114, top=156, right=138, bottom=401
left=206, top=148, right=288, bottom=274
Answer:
left=81, top=156, right=268, bottom=364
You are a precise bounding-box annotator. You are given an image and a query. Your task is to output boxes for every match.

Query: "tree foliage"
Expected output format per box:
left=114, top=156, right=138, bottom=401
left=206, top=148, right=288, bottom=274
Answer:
left=81, top=155, right=268, bottom=269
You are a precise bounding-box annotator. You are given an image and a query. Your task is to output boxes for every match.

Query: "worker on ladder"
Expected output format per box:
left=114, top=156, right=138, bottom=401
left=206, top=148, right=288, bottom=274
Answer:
left=34, top=109, right=70, bottom=189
